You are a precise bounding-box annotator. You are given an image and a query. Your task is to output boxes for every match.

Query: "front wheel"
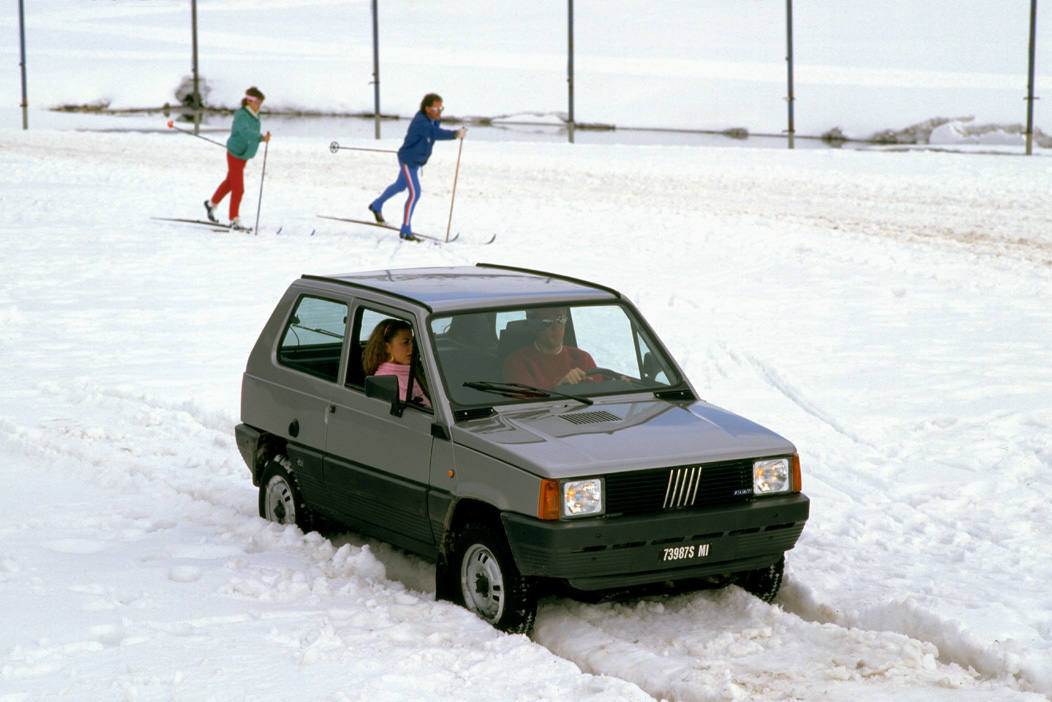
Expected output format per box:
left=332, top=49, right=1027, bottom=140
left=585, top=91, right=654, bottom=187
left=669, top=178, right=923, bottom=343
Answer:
left=734, top=556, right=784, bottom=602
left=258, top=456, right=314, bottom=532
left=455, top=524, right=536, bottom=634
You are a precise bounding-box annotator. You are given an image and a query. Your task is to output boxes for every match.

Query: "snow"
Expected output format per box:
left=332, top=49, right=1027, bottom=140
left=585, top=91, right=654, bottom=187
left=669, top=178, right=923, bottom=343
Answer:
left=2, top=1, right=1052, bottom=701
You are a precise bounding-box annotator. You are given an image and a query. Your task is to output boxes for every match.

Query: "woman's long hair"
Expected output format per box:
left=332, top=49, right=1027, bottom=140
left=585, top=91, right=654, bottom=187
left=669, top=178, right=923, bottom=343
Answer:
left=362, top=318, right=411, bottom=375
left=362, top=318, right=430, bottom=402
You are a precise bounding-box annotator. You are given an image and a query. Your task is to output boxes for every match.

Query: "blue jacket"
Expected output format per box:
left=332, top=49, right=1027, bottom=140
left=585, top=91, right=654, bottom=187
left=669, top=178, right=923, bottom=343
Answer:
left=398, top=110, right=456, bottom=167
left=226, top=107, right=262, bottom=160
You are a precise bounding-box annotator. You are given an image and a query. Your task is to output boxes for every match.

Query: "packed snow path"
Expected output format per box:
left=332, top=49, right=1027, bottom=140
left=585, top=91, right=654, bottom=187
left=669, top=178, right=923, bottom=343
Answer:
left=1, top=130, right=1049, bottom=700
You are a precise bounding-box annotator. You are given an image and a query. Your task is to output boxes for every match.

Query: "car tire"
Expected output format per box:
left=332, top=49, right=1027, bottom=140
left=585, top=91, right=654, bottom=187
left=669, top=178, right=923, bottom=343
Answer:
left=258, top=455, right=314, bottom=532
left=735, top=556, right=784, bottom=602
left=455, top=524, right=536, bottom=634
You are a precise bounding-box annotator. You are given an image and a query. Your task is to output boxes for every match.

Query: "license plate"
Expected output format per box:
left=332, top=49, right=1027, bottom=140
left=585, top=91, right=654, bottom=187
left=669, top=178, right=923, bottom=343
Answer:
left=660, top=543, right=711, bottom=563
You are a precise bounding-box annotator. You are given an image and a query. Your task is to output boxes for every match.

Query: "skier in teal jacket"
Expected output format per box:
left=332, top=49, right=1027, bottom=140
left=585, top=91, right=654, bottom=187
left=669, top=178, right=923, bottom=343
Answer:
left=204, top=86, right=270, bottom=230
left=369, top=93, right=465, bottom=240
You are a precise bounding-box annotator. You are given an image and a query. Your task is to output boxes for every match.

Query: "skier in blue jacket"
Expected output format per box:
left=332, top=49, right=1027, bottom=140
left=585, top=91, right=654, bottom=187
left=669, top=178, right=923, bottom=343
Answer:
left=369, top=93, right=466, bottom=240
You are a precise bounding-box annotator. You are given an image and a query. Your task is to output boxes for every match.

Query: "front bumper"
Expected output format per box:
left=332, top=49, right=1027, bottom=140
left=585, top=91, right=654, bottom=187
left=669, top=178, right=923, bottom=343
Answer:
left=501, top=493, right=809, bottom=590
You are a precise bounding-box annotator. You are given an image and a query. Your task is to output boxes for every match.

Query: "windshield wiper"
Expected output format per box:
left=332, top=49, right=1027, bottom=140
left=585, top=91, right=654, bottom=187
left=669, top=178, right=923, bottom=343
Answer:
left=463, top=381, right=593, bottom=406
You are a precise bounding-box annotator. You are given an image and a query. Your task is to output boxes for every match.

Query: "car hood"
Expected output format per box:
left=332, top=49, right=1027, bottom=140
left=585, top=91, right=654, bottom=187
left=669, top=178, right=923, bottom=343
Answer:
left=451, top=397, right=795, bottom=479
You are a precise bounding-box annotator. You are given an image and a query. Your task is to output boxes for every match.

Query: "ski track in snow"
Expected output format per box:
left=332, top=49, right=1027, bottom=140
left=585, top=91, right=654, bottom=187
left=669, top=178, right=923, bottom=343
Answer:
left=1, top=128, right=1050, bottom=701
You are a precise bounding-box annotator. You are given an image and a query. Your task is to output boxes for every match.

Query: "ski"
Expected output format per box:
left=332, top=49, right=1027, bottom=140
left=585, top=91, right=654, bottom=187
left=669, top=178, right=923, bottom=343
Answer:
left=318, top=215, right=496, bottom=245
left=317, top=215, right=455, bottom=243
left=151, top=216, right=253, bottom=234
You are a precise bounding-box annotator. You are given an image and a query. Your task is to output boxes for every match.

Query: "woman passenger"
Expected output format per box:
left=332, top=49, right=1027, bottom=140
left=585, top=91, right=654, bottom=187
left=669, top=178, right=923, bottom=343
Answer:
left=362, top=319, right=431, bottom=407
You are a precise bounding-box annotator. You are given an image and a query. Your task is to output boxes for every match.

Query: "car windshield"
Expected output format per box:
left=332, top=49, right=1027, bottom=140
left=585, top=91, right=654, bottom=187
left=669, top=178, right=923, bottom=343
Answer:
left=429, top=302, right=685, bottom=407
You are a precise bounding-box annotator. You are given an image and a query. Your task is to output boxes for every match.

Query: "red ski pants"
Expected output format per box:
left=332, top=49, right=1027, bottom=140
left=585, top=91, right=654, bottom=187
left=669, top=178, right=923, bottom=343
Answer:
left=211, top=152, right=247, bottom=219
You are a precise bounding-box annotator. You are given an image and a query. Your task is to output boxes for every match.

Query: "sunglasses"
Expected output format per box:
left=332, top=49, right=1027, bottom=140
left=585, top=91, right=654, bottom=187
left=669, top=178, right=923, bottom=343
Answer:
left=539, top=314, right=568, bottom=327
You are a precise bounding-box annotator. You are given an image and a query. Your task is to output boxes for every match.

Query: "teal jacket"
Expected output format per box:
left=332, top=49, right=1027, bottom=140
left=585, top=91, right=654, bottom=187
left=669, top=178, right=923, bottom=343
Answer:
left=226, top=107, right=262, bottom=160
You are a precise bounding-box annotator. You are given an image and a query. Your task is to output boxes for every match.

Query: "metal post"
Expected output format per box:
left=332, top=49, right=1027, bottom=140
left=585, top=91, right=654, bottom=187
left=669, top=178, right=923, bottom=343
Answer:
left=785, top=0, right=795, bottom=149
left=1025, top=0, right=1038, bottom=155
left=567, top=0, right=575, bottom=143
left=191, top=0, right=201, bottom=134
left=19, top=0, right=28, bottom=129
left=372, top=0, right=381, bottom=139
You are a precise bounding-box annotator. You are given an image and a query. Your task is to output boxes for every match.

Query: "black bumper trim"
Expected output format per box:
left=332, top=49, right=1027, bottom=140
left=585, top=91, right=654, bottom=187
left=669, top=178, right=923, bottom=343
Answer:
left=234, top=423, right=261, bottom=482
left=501, top=493, right=809, bottom=590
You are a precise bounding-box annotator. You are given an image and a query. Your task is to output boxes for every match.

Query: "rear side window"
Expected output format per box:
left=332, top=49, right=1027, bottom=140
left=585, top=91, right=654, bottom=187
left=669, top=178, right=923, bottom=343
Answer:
left=277, top=296, right=348, bottom=382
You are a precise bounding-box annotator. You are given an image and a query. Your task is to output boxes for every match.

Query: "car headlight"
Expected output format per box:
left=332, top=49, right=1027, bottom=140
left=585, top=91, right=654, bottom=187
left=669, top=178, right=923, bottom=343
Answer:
left=563, top=478, right=603, bottom=517
left=753, top=458, right=791, bottom=494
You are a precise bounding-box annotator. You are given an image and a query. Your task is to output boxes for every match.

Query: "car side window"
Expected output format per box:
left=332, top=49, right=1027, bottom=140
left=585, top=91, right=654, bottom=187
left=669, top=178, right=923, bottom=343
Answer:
left=347, top=308, right=397, bottom=388
left=348, top=307, right=432, bottom=409
left=276, top=295, right=348, bottom=383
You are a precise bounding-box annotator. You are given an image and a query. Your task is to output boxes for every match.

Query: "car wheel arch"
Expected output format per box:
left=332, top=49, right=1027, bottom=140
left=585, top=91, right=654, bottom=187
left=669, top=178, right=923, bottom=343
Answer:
left=253, top=433, right=288, bottom=485
left=435, top=498, right=507, bottom=603
left=258, top=453, right=315, bottom=532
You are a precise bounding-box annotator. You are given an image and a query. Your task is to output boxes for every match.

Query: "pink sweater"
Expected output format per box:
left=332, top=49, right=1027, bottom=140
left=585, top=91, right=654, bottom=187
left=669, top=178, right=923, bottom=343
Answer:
left=375, top=362, right=431, bottom=407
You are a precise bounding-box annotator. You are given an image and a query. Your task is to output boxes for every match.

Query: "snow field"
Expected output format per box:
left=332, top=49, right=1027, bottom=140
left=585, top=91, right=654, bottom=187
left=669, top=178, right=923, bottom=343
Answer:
left=1, top=125, right=1050, bottom=700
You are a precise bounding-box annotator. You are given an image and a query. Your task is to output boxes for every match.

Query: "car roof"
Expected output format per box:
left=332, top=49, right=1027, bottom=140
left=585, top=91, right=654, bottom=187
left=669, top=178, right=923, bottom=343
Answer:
left=300, top=263, right=621, bottom=313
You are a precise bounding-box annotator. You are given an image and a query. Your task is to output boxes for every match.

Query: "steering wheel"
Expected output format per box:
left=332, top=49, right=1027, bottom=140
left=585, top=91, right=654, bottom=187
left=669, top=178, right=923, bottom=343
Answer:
left=585, top=367, right=645, bottom=386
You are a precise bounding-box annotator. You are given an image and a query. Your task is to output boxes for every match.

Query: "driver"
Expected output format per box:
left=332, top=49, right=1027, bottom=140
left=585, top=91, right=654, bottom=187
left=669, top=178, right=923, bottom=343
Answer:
left=503, top=308, right=597, bottom=388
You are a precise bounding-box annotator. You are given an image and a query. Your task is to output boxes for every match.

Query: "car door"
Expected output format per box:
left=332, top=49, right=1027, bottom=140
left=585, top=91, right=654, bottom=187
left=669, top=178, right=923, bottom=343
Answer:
left=265, top=292, right=350, bottom=508
left=322, top=304, right=437, bottom=557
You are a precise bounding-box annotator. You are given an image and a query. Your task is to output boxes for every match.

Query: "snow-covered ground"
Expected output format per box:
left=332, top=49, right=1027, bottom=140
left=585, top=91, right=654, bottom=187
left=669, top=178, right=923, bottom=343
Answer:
left=3, top=124, right=1050, bottom=702
left=2, top=1, right=1052, bottom=700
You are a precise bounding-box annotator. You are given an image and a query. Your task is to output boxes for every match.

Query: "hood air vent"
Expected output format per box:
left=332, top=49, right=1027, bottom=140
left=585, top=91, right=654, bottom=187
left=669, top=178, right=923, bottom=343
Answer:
left=561, top=410, right=620, bottom=425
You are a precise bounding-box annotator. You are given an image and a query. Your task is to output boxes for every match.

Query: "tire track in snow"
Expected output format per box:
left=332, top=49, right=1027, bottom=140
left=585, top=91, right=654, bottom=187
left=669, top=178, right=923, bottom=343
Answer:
left=686, top=344, right=1049, bottom=696
left=695, top=354, right=1050, bottom=695
left=726, top=343, right=874, bottom=448
left=11, top=381, right=1043, bottom=699
left=779, top=583, right=1047, bottom=697
left=1, top=381, right=249, bottom=517
left=532, top=587, right=1038, bottom=701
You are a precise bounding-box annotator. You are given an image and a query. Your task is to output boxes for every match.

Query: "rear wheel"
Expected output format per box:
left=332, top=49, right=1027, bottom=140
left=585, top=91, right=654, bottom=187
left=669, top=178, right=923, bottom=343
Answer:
left=735, top=556, right=784, bottom=602
left=455, top=524, right=536, bottom=634
left=258, top=456, right=314, bottom=532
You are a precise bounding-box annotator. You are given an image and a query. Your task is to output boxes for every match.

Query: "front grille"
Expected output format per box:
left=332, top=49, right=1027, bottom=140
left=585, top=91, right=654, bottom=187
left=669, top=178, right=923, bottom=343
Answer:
left=663, top=465, right=702, bottom=508
left=605, top=460, right=753, bottom=516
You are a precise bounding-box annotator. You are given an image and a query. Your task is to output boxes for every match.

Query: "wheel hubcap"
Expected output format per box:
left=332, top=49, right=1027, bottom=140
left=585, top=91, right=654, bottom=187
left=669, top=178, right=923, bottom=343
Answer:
left=460, top=544, right=504, bottom=622
left=264, top=476, right=295, bottom=524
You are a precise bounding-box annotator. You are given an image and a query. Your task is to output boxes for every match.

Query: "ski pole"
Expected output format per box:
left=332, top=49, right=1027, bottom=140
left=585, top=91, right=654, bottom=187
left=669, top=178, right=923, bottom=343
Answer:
left=166, top=120, right=225, bottom=148
left=445, top=135, right=464, bottom=243
left=254, top=134, right=270, bottom=236
left=328, top=140, right=396, bottom=154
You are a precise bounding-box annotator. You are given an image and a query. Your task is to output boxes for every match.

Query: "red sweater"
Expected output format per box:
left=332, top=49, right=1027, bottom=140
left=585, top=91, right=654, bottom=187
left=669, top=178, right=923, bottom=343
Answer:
left=502, top=345, right=596, bottom=389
